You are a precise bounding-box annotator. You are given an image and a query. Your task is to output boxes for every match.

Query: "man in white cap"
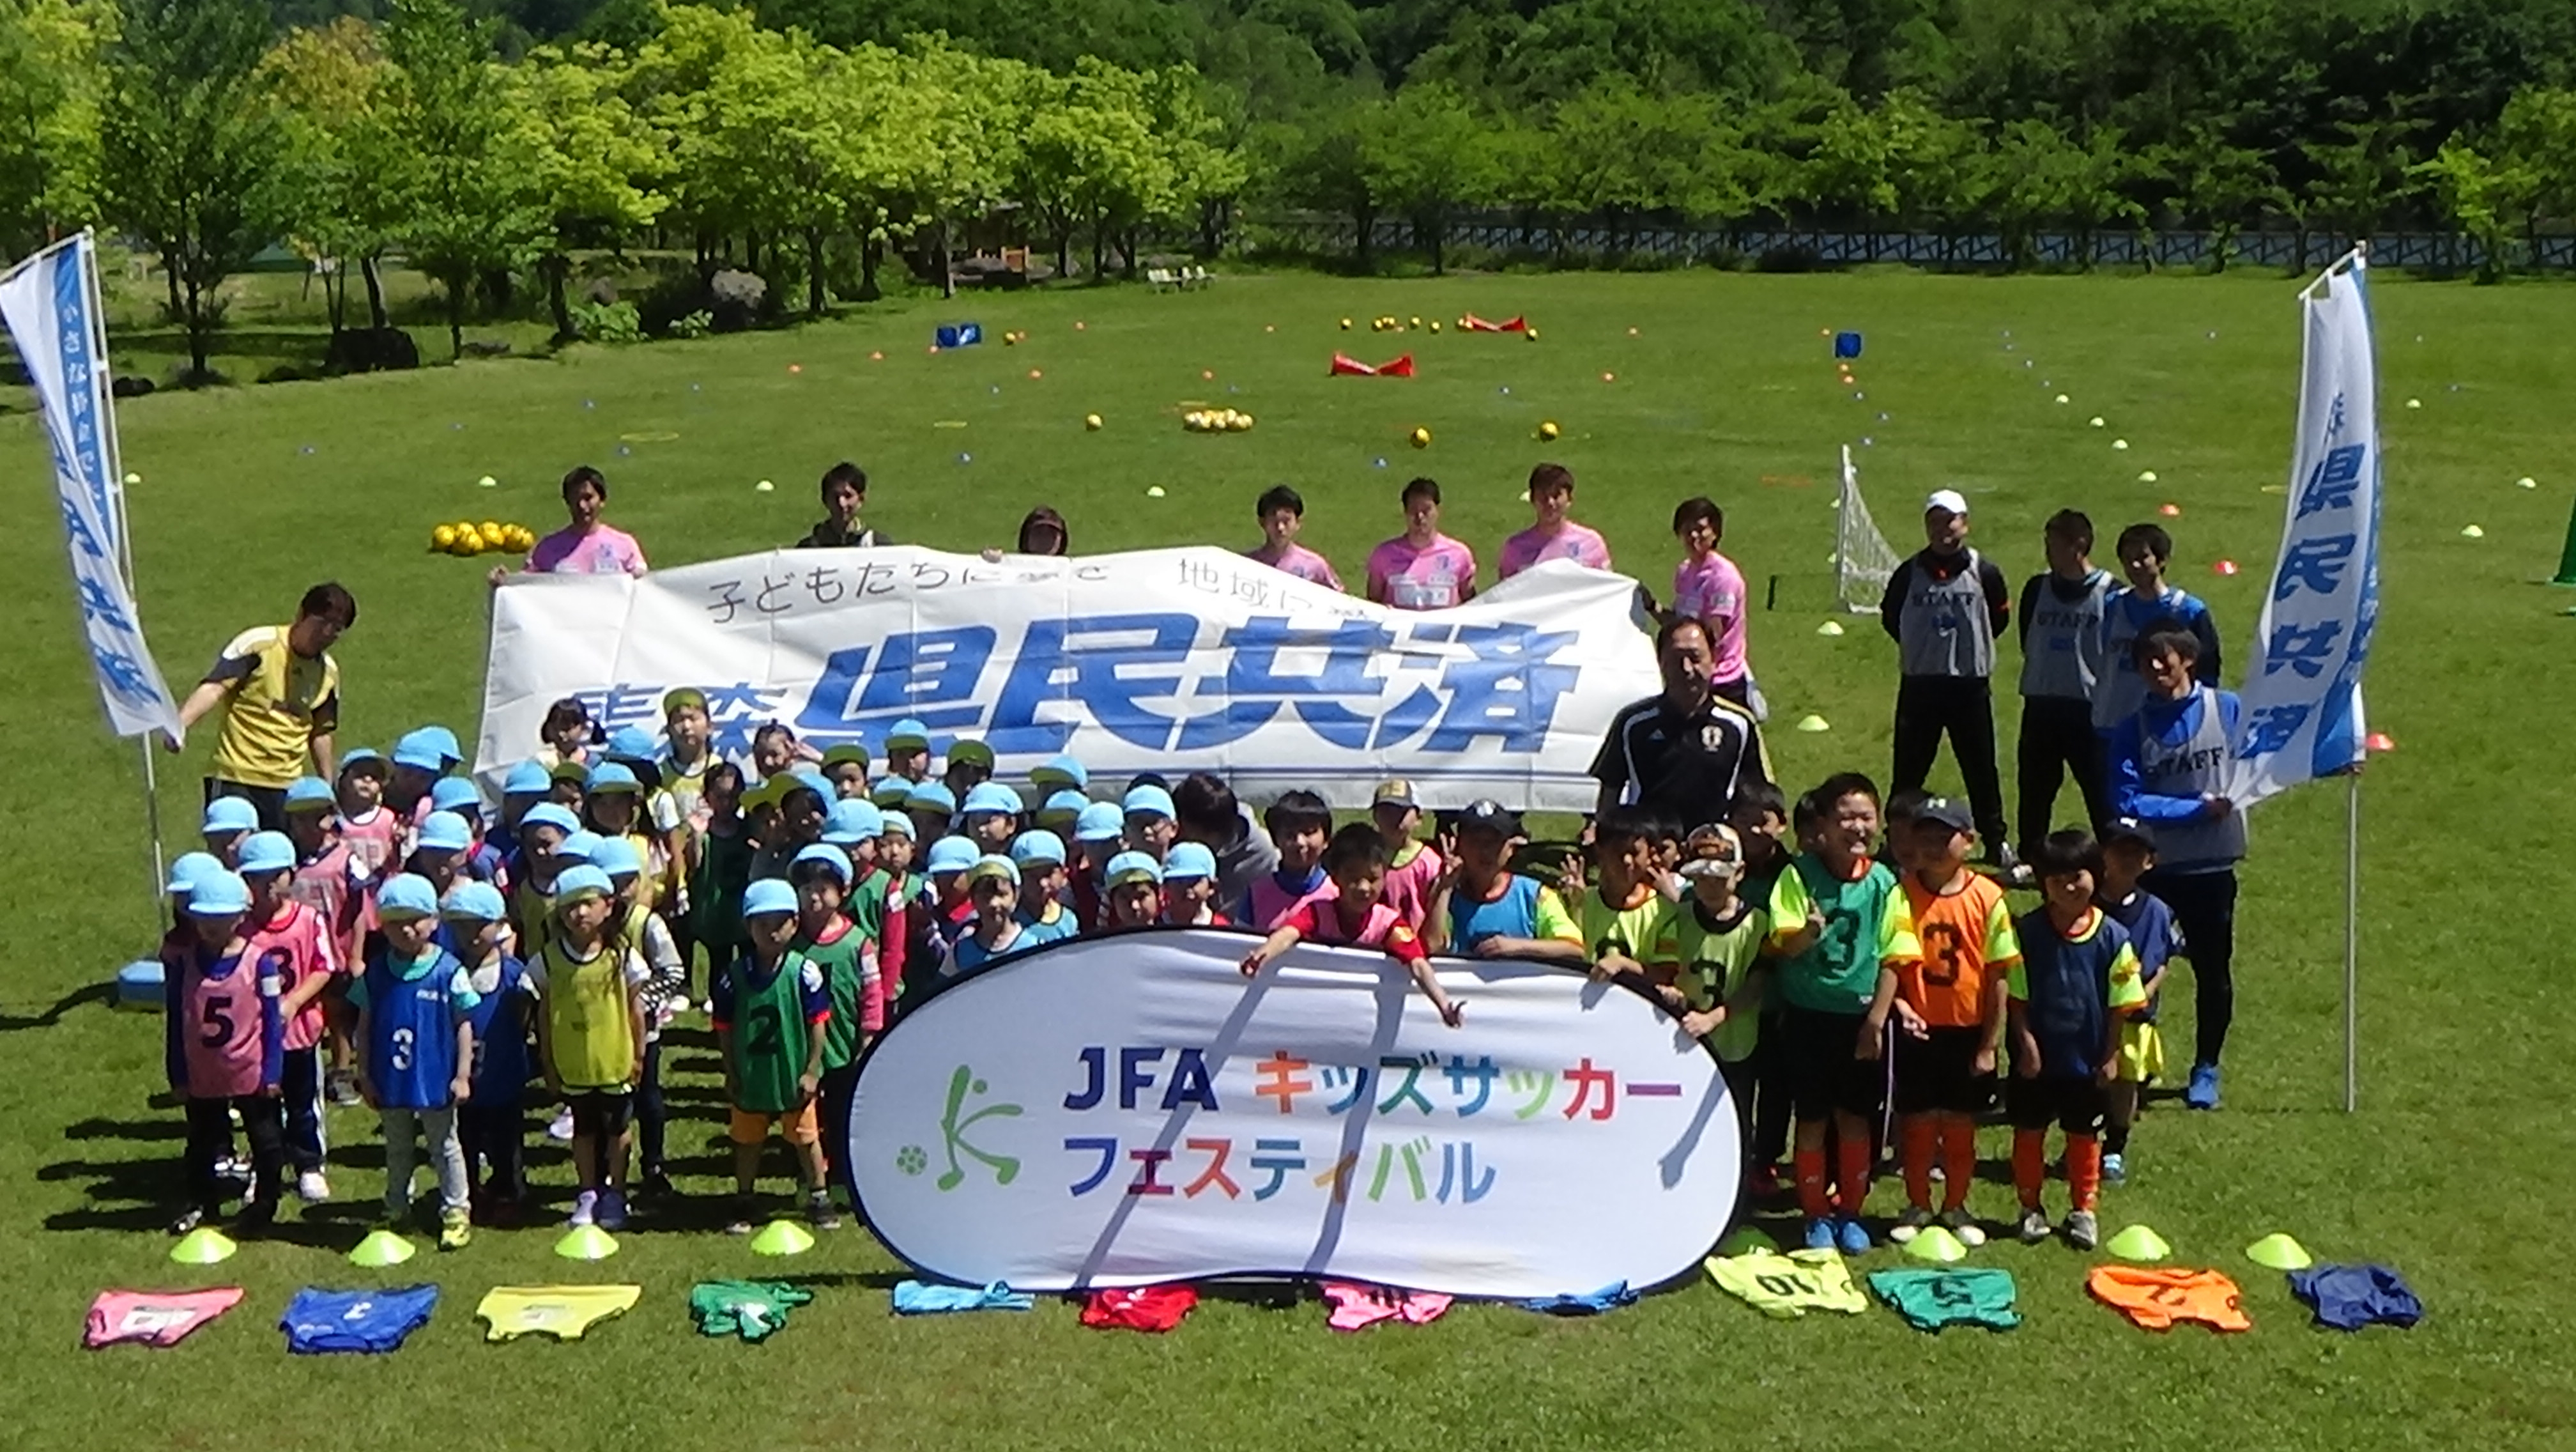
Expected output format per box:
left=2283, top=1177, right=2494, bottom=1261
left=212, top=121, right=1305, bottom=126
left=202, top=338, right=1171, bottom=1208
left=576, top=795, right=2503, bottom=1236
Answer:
left=1879, top=488, right=2014, bottom=868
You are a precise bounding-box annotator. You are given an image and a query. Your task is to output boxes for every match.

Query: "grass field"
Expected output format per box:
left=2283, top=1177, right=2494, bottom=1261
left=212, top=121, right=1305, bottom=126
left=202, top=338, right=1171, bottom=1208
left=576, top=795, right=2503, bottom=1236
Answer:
left=4, top=266, right=2574, bottom=1450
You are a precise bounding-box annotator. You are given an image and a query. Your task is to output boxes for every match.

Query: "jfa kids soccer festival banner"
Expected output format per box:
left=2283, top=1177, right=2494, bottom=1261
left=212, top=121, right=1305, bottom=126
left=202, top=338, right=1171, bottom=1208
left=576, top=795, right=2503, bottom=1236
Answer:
left=847, top=929, right=1740, bottom=1298
left=2223, top=249, right=2379, bottom=807
left=480, top=547, right=1660, bottom=810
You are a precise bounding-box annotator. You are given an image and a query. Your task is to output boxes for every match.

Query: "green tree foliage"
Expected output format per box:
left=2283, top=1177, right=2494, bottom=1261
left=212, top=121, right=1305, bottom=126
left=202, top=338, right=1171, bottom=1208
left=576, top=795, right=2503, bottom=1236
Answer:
left=258, top=16, right=401, bottom=332
left=102, top=0, right=279, bottom=381
left=381, top=0, right=546, bottom=359
left=0, top=0, right=106, bottom=258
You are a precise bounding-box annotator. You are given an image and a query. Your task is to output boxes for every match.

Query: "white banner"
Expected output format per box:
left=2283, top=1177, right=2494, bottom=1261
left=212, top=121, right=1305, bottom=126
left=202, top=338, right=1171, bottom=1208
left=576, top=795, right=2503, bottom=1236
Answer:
left=848, top=929, right=1738, bottom=1297
left=0, top=233, right=180, bottom=738
left=479, top=547, right=1660, bottom=810
left=2223, top=250, right=2378, bottom=805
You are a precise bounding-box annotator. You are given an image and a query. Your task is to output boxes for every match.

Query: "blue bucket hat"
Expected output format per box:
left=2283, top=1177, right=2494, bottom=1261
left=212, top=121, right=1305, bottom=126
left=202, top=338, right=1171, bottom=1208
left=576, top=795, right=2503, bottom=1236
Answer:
left=503, top=759, right=552, bottom=796
left=907, top=781, right=958, bottom=817
left=431, top=776, right=484, bottom=816
left=441, top=880, right=507, bottom=923
left=924, top=835, right=979, bottom=875
left=375, top=873, right=441, bottom=920
left=1009, top=830, right=1068, bottom=868
left=414, top=811, right=473, bottom=854
left=742, top=878, right=799, bottom=918
left=1163, top=841, right=1216, bottom=883
left=1074, top=801, right=1125, bottom=843
left=1029, top=754, right=1088, bottom=792
left=550, top=865, right=614, bottom=903
left=1121, top=784, right=1176, bottom=821
left=519, top=802, right=579, bottom=838
left=284, top=776, right=335, bottom=812
left=1103, top=851, right=1162, bottom=888
left=883, top=718, right=931, bottom=753
left=187, top=871, right=254, bottom=917
left=824, top=799, right=885, bottom=846
left=961, top=782, right=1022, bottom=819
left=236, top=831, right=296, bottom=876
left=555, top=830, right=604, bottom=863
left=790, top=842, right=852, bottom=884
left=588, top=835, right=643, bottom=879
left=201, top=797, right=259, bottom=837
left=165, top=850, right=225, bottom=895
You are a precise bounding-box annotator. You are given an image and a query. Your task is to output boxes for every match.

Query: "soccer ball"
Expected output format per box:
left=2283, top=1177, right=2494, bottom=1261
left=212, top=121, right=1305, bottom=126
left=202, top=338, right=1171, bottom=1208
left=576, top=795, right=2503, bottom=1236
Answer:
left=431, top=524, right=457, bottom=552
left=1409, top=426, right=1431, bottom=449
left=1538, top=421, right=1561, bottom=441
left=1085, top=413, right=1103, bottom=431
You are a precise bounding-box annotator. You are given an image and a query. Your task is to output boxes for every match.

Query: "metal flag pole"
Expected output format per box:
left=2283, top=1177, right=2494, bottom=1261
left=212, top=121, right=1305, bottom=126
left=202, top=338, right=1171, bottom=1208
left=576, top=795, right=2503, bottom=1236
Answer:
left=2344, top=768, right=2360, bottom=1113
left=83, top=229, right=168, bottom=909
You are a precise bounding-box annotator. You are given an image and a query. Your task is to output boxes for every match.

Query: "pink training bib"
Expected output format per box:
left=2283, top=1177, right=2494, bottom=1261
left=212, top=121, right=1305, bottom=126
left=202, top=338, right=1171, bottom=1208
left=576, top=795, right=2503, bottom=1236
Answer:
left=86, top=1289, right=245, bottom=1348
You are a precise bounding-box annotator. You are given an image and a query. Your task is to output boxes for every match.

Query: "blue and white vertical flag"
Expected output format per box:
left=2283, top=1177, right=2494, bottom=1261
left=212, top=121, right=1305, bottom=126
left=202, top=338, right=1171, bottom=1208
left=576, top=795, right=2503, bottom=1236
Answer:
left=2223, top=248, right=2379, bottom=807
left=0, top=233, right=180, bottom=738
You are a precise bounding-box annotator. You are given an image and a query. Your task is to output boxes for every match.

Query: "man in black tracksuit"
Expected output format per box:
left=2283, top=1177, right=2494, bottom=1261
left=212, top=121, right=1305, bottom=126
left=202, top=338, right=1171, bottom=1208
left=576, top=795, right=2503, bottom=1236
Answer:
left=1880, top=488, right=2014, bottom=863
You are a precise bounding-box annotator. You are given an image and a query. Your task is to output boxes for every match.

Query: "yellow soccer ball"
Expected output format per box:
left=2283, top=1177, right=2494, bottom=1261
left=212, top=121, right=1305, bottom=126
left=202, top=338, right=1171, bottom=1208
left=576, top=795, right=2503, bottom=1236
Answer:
left=1339, top=318, right=1352, bottom=330
left=431, top=524, right=457, bottom=551
left=1084, top=413, right=1103, bottom=431
left=1429, top=320, right=1441, bottom=333
left=1409, top=426, right=1432, bottom=449
left=1525, top=327, right=1540, bottom=341
left=479, top=520, right=502, bottom=541
left=1538, top=421, right=1561, bottom=441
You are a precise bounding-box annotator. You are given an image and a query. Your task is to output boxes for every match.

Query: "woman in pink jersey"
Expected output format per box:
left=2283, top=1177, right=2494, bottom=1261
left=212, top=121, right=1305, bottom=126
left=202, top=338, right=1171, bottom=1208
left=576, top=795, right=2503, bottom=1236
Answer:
left=1366, top=477, right=1476, bottom=610
left=494, top=466, right=647, bottom=583
left=1667, top=496, right=1752, bottom=705
left=1499, top=462, right=1613, bottom=578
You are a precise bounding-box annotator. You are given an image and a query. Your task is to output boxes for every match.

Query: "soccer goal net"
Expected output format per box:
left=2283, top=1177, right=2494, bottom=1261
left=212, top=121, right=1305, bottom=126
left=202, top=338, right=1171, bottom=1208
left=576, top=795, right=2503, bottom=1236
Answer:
left=1834, top=444, right=1902, bottom=614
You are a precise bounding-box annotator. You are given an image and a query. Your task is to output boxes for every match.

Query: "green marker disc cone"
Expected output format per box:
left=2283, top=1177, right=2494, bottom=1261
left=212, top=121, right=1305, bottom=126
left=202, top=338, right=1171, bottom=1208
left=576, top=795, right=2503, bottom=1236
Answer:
left=749, top=1219, right=816, bottom=1257
left=1904, top=1225, right=1968, bottom=1264
left=1715, top=1226, right=1775, bottom=1258
left=2246, top=1232, right=2313, bottom=1271
left=348, top=1229, right=417, bottom=1267
left=169, top=1227, right=238, bottom=1265
left=1815, top=620, right=1846, bottom=637
left=2105, top=1223, right=2171, bottom=1262
left=554, top=1225, right=619, bottom=1262
left=1794, top=714, right=1831, bottom=733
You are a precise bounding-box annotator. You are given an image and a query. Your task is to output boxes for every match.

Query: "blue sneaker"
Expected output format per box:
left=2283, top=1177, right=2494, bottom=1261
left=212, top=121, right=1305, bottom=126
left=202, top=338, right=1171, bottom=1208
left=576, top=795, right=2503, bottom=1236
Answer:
left=595, top=1188, right=629, bottom=1231
left=1804, top=1216, right=1837, bottom=1251
left=1836, top=1216, right=1871, bottom=1255
left=2102, top=1151, right=2128, bottom=1185
left=2186, top=1062, right=2221, bottom=1110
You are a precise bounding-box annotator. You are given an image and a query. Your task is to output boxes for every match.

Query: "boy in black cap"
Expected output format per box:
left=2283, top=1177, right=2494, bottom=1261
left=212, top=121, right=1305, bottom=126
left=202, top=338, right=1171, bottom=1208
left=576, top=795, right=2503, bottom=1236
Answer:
left=1422, top=801, right=1583, bottom=963
left=2094, top=816, right=2178, bottom=1184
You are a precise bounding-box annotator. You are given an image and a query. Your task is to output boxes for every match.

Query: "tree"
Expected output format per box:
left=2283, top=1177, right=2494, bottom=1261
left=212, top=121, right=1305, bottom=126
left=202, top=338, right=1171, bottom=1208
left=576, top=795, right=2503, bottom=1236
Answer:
left=0, top=0, right=106, bottom=259
left=100, top=0, right=277, bottom=382
left=382, top=0, right=546, bottom=359
left=258, top=17, right=402, bottom=336
left=509, top=41, right=664, bottom=338
left=2159, top=121, right=2273, bottom=270
left=2412, top=139, right=2529, bottom=282
left=1360, top=81, right=1491, bottom=273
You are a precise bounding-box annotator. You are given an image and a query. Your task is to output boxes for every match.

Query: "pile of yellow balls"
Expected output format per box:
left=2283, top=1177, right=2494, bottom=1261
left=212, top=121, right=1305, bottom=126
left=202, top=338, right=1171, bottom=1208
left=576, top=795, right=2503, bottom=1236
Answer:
left=1183, top=408, right=1254, bottom=433
left=430, top=520, right=535, bottom=557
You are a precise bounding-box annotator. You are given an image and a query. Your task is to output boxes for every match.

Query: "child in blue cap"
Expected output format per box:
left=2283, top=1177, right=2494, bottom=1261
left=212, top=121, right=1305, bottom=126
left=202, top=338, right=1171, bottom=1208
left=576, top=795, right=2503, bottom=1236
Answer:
left=351, top=874, right=479, bottom=1249
left=947, top=856, right=1027, bottom=973
left=1101, top=852, right=1165, bottom=930
left=445, top=881, right=532, bottom=1228
left=788, top=843, right=872, bottom=1210
left=903, top=780, right=958, bottom=849
left=716, top=877, right=836, bottom=1233
left=407, top=810, right=475, bottom=899
left=1010, top=830, right=1078, bottom=945
left=164, top=870, right=285, bottom=1237
left=239, top=830, right=341, bottom=1203
left=429, top=776, right=502, bottom=885
left=958, top=782, right=1022, bottom=854
left=1161, top=842, right=1227, bottom=926
left=282, top=778, right=366, bottom=1107
left=201, top=795, right=259, bottom=868
left=1121, top=784, right=1179, bottom=863
left=528, top=864, right=650, bottom=1231
left=873, top=811, right=916, bottom=1010
left=1071, top=801, right=1126, bottom=929
left=882, top=718, right=932, bottom=785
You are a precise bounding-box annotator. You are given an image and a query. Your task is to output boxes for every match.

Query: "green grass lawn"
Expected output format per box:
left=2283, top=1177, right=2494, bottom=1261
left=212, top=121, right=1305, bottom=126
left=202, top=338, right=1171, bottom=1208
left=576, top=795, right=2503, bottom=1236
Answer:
left=4, top=266, right=2573, bottom=1449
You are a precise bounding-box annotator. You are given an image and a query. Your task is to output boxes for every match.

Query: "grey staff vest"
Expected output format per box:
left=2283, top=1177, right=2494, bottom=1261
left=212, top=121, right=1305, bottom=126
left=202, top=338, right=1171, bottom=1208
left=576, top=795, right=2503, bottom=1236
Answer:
left=2134, top=686, right=2248, bottom=868
left=2019, top=569, right=2112, bottom=701
left=1899, top=549, right=1994, bottom=679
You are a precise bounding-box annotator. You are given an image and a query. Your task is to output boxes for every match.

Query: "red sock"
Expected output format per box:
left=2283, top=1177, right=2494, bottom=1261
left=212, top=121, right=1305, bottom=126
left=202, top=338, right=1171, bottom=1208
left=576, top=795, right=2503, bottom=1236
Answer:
left=1899, top=1118, right=1936, bottom=1211
left=1836, top=1133, right=1873, bottom=1216
left=1939, top=1115, right=1976, bottom=1212
left=2067, top=1134, right=2102, bottom=1211
left=1794, top=1147, right=1830, bottom=1219
left=2012, top=1129, right=2046, bottom=1209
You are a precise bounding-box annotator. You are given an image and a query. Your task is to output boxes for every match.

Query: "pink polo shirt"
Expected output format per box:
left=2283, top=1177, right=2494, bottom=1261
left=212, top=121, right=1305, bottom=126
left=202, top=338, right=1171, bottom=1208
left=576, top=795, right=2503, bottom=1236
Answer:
left=1366, top=534, right=1476, bottom=610
left=528, top=523, right=648, bottom=576
left=1671, top=550, right=1749, bottom=683
left=1499, top=521, right=1612, bottom=578
left=1245, top=543, right=1344, bottom=591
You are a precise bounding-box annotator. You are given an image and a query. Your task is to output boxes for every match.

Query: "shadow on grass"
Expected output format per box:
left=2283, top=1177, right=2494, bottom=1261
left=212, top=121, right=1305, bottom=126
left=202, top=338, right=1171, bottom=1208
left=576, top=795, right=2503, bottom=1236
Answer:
left=0, top=982, right=114, bottom=1031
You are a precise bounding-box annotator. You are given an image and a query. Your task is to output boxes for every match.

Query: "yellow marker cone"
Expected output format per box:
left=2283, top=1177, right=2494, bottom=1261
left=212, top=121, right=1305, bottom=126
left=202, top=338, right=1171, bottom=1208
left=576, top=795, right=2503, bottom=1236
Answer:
left=555, top=1226, right=619, bottom=1262
left=2104, top=1223, right=2170, bottom=1262
left=1716, top=1226, right=1775, bottom=1258
left=2138, top=470, right=2159, bottom=483
left=349, top=1229, right=417, bottom=1267
left=2460, top=525, right=2485, bottom=538
left=1816, top=620, right=1845, bottom=637
left=2245, top=1232, right=2313, bottom=1271
left=749, top=1220, right=815, bottom=1257
left=1794, top=714, right=1830, bottom=733
left=169, top=1227, right=238, bottom=1265
left=477, top=474, right=498, bottom=488
left=1146, top=486, right=1167, bottom=498
left=1904, top=1226, right=1969, bottom=1264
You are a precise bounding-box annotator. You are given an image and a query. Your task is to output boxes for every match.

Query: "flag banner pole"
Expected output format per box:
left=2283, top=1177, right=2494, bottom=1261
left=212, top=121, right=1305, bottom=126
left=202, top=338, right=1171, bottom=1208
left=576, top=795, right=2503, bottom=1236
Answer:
left=2344, top=769, right=2361, bottom=1113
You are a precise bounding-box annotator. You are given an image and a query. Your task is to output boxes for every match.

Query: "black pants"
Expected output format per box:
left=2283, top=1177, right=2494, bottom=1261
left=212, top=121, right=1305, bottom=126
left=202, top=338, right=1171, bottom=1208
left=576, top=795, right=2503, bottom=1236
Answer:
left=458, top=1102, right=526, bottom=1201
left=1750, top=1014, right=1794, bottom=1167
left=636, top=1039, right=667, bottom=1177
left=2016, top=695, right=2107, bottom=854
left=279, top=1045, right=325, bottom=1174
left=2145, top=867, right=2237, bottom=1069
left=185, top=1095, right=282, bottom=1216
left=1892, top=676, right=2007, bottom=846
left=818, top=1062, right=860, bottom=1204
left=203, top=777, right=288, bottom=833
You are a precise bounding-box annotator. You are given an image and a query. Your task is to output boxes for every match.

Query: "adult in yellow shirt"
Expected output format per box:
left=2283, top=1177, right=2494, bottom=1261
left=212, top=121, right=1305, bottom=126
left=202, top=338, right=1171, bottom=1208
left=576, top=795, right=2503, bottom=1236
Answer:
left=167, top=583, right=356, bottom=830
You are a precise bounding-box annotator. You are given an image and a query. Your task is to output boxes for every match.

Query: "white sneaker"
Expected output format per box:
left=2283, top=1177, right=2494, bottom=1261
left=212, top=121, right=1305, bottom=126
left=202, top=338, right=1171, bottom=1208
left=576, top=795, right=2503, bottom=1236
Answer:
left=1888, top=1205, right=1934, bottom=1244
left=295, top=1171, right=331, bottom=1203
left=2017, top=1208, right=2052, bottom=1244
left=1940, top=1207, right=1987, bottom=1247
left=567, top=1189, right=599, bottom=1228
left=547, top=1108, right=575, bottom=1142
